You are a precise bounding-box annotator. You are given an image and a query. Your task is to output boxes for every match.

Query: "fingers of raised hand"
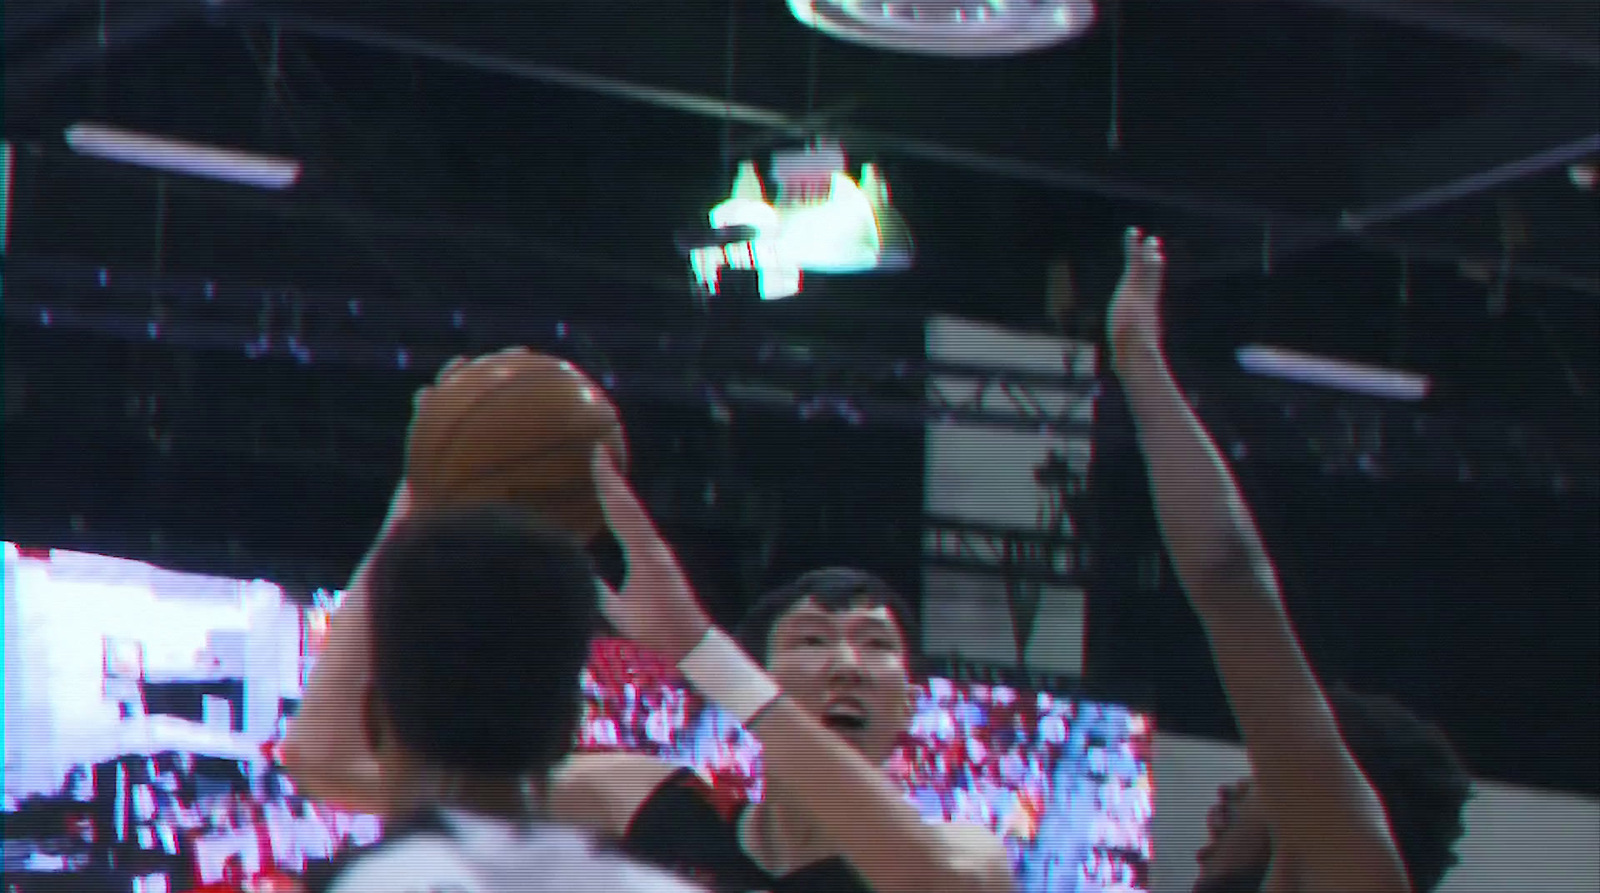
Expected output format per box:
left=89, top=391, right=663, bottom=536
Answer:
left=1125, top=227, right=1165, bottom=266
left=437, top=356, right=469, bottom=382
left=412, top=356, right=467, bottom=411
left=591, top=445, right=659, bottom=549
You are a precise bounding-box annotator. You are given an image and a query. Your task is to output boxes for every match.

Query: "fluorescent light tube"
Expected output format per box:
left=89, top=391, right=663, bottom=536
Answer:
left=65, top=123, right=301, bottom=190
left=3, top=141, right=13, bottom=255
left=1236, top=344, right=1432, bottom=401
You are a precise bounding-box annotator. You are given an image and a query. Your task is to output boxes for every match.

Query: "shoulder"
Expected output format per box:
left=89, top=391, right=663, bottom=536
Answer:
left=323, top=835, right=481, bottom=893
left=547, top=752, right=682, bottom=838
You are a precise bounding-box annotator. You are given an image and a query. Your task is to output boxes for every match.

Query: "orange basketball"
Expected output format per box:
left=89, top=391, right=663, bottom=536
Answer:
left=404, top=348, right=628, bottom=541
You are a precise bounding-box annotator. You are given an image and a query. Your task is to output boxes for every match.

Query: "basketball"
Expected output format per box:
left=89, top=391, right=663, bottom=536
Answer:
left=405, top=348, right=628, bottom=541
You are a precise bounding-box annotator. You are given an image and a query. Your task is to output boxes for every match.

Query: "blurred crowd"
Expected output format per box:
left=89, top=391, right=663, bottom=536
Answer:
left=3, top=746, right=376, bottom=893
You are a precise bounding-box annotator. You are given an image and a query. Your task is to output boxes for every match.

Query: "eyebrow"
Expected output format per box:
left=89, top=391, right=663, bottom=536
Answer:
left=782, top=611, right=899, bottom=635
left=850, top=616, right=899, bottom=634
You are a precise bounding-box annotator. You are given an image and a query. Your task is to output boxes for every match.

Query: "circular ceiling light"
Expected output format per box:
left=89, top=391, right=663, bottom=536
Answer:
left=787, top=0, right=1097, bottom=57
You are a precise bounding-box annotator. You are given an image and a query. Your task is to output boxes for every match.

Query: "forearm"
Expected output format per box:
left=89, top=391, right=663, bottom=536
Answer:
left=1111, top=338, right=1407, bottom=888
left=1112, top=338, right=1280, bottom=605
left=749, top=699, right=996, bottom=893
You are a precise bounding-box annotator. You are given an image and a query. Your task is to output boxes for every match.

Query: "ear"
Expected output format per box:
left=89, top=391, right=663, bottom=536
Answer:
left=360, top=685, right=386, bottom=753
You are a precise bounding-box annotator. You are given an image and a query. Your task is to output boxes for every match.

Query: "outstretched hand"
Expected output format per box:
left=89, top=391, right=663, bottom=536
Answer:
left=1106, top=227, right=1168, bottom=362
left=590, top=447, right=714, bottom=663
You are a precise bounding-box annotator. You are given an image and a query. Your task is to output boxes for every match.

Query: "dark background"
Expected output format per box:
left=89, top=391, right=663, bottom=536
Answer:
left=5, top=0, right=1598, bottom=795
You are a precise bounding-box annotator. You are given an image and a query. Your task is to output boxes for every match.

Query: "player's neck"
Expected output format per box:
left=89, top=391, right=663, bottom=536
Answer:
left=382, top=757, right=541, bottom=823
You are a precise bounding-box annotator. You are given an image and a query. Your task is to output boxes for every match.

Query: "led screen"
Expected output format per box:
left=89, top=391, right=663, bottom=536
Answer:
left=4, top=544, right=1153, bottom=893
left=581, top=637, right=1153, bottom=892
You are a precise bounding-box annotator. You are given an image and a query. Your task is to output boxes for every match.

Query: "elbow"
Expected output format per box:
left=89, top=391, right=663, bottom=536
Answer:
left=277, top=740, right=328, bottom=801
left=923, top=863, right=1016, bottom=893
left=862, top=846, right=1009, bottom=893
left=279, top=741, right=384, bottom=815
left=279, top=731, right=328, bottom=792
left=278, top=738, right=309, bottom=784
left=900, top=845, right=1014, bottom=893
left=887, top=823, right=1013, bottom=893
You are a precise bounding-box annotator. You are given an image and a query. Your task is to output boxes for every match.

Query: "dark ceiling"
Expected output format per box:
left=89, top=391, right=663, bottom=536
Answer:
left=4, top=0, right=1599, bottom=793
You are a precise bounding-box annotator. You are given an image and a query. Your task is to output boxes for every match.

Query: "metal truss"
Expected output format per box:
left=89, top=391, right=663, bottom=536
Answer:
left=922, top=514, right=1088, bottom=588
left=7, top=254, right=1595, bottom=497
left=3, top=254, right=1100, bottom=436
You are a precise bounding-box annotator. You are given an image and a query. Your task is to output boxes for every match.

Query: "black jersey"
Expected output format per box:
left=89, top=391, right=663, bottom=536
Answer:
left=620, top=769, right=876, bottom=893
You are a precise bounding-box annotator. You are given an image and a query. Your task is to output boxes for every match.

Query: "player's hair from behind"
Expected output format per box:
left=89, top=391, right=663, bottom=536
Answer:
left=1329, top=686, right=1473, bottom=893
left=733, top=566, right=922, bottom=666
left=364, top=504, right=601, bottom=776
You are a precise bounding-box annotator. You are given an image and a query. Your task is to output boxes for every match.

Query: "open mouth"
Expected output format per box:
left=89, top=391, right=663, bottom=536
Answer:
left=822, top=698, right=868, bottom=732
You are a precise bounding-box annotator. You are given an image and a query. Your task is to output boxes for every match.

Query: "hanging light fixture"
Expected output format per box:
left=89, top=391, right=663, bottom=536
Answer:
left=787, top=0, right=1097, bottom=57
left=690, top=142, right=913, bottom=301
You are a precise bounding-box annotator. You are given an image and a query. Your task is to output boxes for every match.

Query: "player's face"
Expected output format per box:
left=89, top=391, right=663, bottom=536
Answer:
left=765, top=598, right=915, bottom=763
left=1192, top=777, right=1273, bottom=893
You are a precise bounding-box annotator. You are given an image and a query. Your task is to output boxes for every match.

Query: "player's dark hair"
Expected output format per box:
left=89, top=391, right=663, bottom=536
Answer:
left=365, top=505, right=600, bottom=775
left=1329, top=687, right=1473, bottom=893
left=734, top=567, right=920, bottom=668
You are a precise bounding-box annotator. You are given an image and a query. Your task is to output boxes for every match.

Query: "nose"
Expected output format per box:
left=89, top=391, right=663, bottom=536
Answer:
left=825, top=640, right=867, bottom=680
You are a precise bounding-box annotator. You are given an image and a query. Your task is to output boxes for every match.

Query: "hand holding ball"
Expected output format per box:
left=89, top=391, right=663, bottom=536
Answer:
left=405, top=348, right=628, bottom=541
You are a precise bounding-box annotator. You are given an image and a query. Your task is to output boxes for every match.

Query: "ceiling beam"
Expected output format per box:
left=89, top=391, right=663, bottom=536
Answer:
left=5, top=1, right=193, bottom=102
left=1283, top=0, right=1600, bottom=68
left=1344, top=132, right=1600, bottom=231
left=2, top=0, right=99, bottom=47
left=244, top=12, right=1292, bottom=227
left=1186, top=132, right=1600, bottom=294
left=238, top=13, right=1600, bottom=303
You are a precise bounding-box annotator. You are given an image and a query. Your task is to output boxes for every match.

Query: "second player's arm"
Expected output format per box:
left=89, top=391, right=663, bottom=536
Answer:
left=1114, top=337, right=1412, bottom=893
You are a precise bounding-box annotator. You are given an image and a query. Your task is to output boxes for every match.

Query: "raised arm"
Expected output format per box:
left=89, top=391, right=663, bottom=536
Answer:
left=587, top=454, right=1014, bottom=893
left=1104, top=229, right=1412, bottom=893
left=279, top=485, right=411, bottom=815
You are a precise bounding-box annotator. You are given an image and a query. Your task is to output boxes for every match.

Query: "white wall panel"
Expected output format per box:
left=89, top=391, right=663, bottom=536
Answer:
left=922, top=568, right=1026, bottom=667
left=925, top=425, right=1092, bottom=526
left=924, top=315, right=1098, bottom=677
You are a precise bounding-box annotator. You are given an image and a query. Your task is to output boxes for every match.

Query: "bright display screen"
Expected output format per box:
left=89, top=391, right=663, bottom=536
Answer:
left=4, top=544, right=1153, bottom=893
left=581, top=638, right=1153, bottom=892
